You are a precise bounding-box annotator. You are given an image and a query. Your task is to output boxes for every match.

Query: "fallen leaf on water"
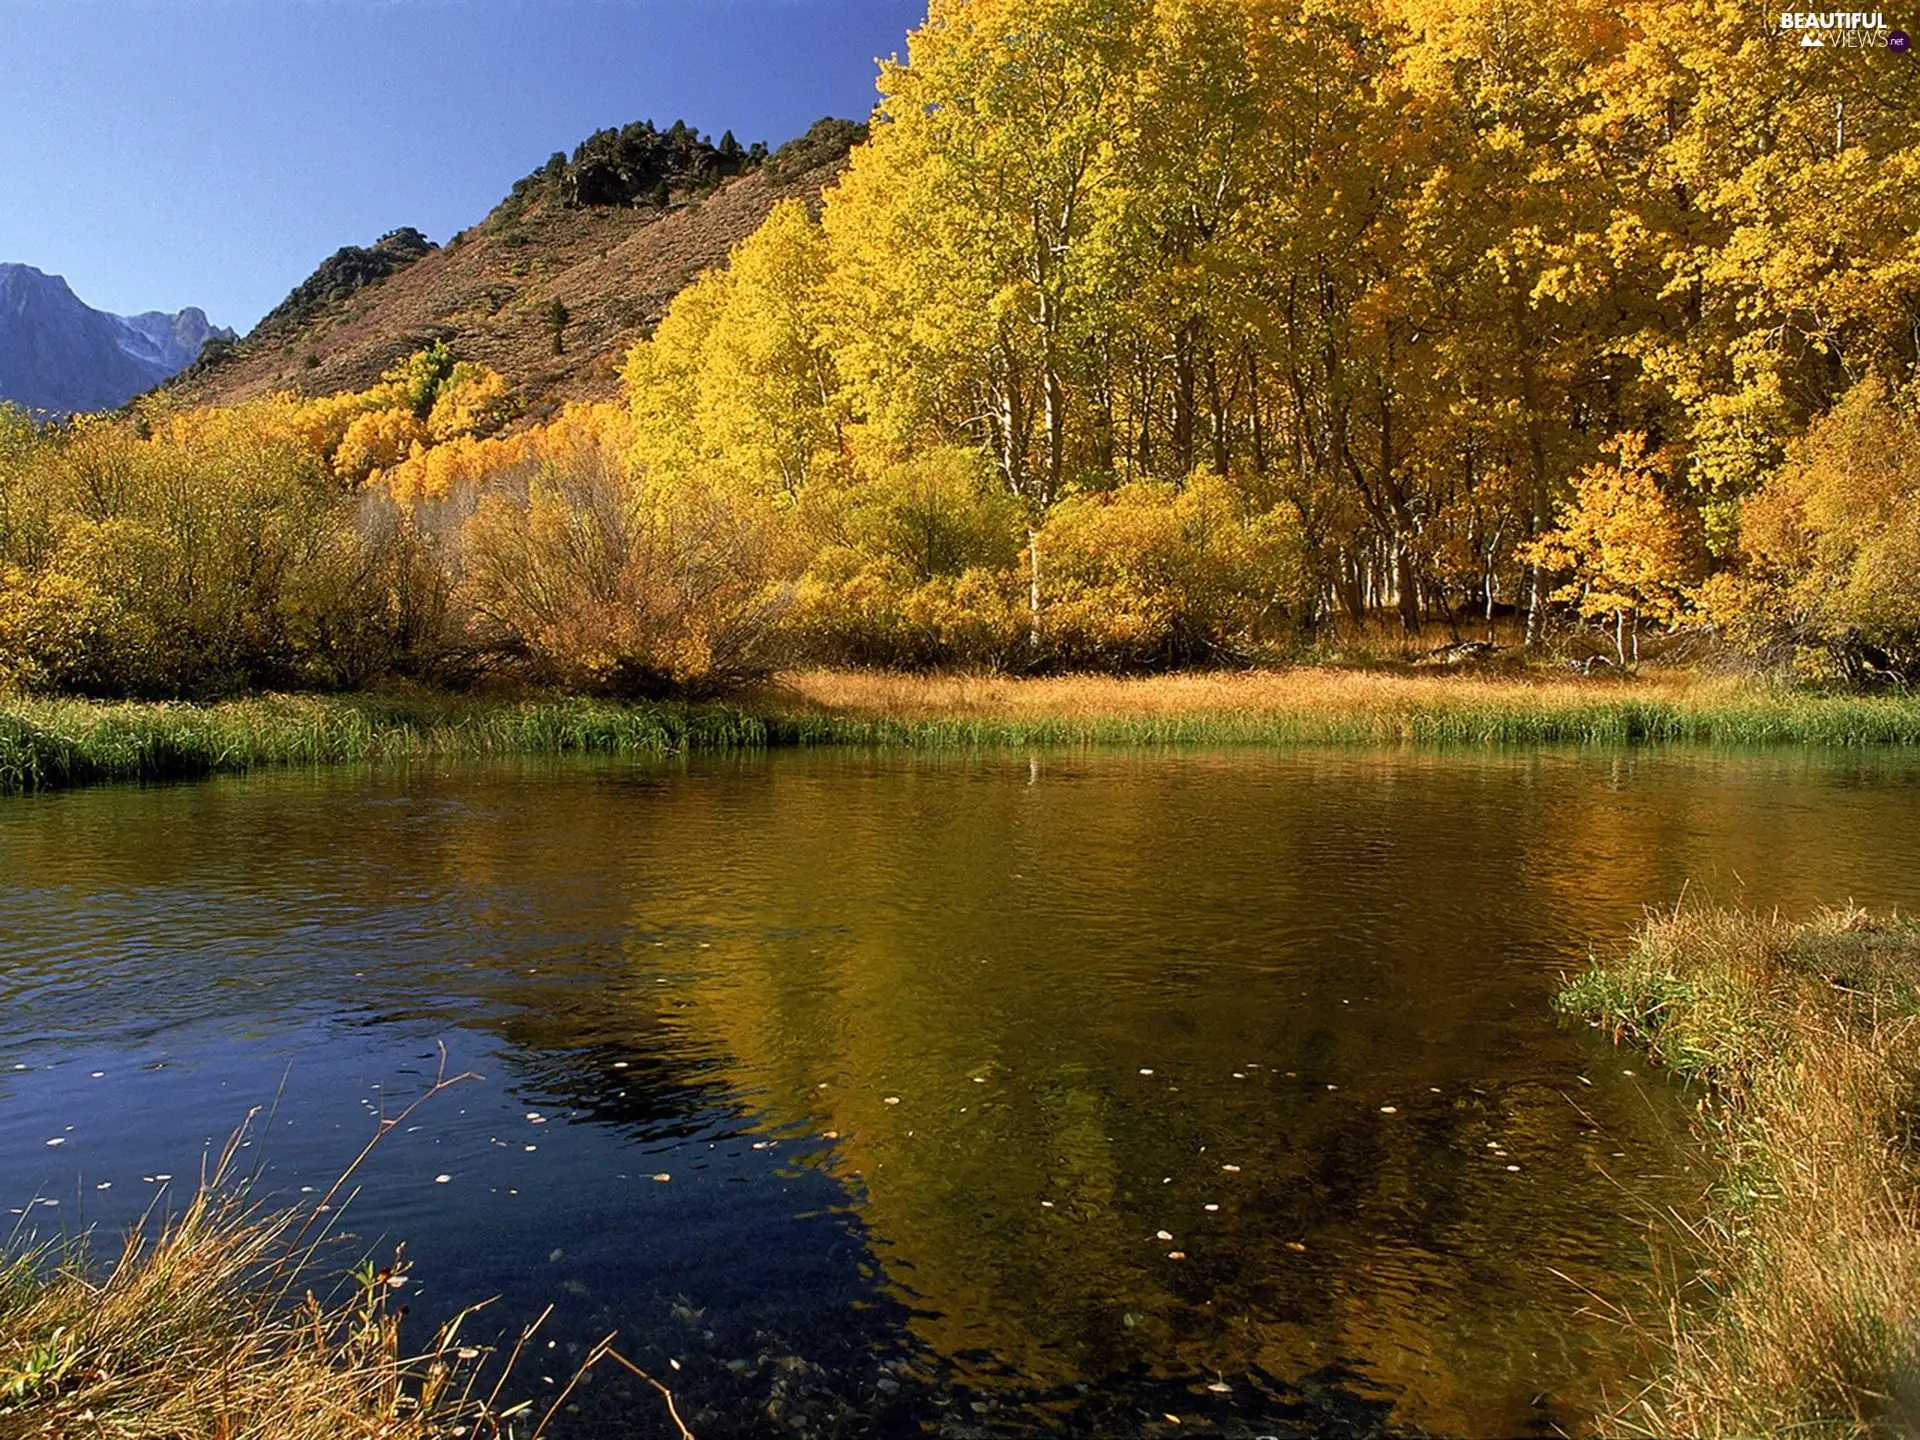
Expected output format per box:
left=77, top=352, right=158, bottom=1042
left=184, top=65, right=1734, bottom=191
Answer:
left=1380, top=1105, right=1397, bottom=1114
left=652, top=1173, right=672, bottom=1182
left=1166, top=1252, right=1185, bottom=1261
left=1286, top=1241, right=1307, bottom=1252
left=1221, top=1164, right=1241, bottom=1173
left=1207, top=1382, right=1230, bottom=1393
left=1156, top=1230, right=1174, bottom=1241
left=434, top=1174, right=451, bottom=1184
left=1139, top=1068, right=1155, bottom=1076
left=1204, top=1204, right=1219, bottom=1212
left=883, top=1097, right=901, bottom=1106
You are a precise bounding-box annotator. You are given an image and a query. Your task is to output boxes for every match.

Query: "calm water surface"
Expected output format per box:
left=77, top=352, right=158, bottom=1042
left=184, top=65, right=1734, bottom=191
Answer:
left=4, top=747, right=1919, bottom=1437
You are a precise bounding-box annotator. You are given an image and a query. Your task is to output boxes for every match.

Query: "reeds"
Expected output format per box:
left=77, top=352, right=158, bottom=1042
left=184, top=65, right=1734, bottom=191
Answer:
left=764, top=668, right=1920, bottom=748
left=1557, top=906, right=1920, bottom=1438
left=4, top=669, right=1920, bottom=796
left=0, top=1082, right=692, bottom=1440
left=0, top=693, right=799, bottom=795
left=0, top=1134, right=496, bottom=1440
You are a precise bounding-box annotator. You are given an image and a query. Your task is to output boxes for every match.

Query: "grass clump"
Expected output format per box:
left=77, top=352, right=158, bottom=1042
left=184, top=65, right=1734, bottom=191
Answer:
left=1557, top=905, right=1920, bottom=1438
left=0, top=1154, right=492, bottom=1439
left=0, top=1078, right=693, bottom=1440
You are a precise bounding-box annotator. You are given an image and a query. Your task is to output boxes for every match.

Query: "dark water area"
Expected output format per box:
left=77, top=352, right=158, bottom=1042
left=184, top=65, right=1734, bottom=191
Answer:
left=3, top=747, right=1919, bottom=1437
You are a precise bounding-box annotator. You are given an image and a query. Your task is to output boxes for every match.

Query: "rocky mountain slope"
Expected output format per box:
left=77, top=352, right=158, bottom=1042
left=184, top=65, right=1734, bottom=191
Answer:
left=170, top=117, right=865, bottom=419
left=0, top=264, right=231, bottom=415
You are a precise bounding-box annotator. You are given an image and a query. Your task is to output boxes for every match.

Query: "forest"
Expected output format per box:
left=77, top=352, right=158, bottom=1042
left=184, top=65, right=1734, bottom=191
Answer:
left=1, top=0, right=1916, bottom=699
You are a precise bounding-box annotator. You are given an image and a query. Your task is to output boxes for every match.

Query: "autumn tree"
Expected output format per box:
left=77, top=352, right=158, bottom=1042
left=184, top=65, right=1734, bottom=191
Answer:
left=823, top=0, right=1147, bottom=503
left=625, top=199, right=841, bottom=499
left=1529, top=432, right=1702, bottom=665
left=1726, top=379, right=1920, bottom=684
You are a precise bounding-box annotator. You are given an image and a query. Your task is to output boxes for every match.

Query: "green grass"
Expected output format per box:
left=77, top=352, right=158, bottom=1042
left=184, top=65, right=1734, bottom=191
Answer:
left=1556, top=906, right=1920, bottom=1438
left=796, top=694, right=1920, bottom=748
left=0, top=693, right=835, bottom=795
left=4, top=677, right=1920, bottom=797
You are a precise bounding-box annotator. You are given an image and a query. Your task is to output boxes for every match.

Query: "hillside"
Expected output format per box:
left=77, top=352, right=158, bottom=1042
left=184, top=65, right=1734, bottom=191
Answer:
left=0, top=264, right=231, bottom=416
left=169, top=118, right=864, bottom=420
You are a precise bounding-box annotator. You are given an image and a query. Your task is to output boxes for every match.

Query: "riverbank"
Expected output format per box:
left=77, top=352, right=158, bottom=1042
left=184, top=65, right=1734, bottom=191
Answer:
left=1556, top=906, right=1920, bottom=1437
left=4, top=669, right=1920, bottom=795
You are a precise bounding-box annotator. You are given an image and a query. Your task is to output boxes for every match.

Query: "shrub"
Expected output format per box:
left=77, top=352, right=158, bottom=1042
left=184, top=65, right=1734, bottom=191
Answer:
left=1717, top=379, right=1920, bottom=686
left=0, top=402, right=428, bottom=697
left=787, top=448, right=1029, bottom=667
left=458, top=430, right=795, bottom=695
left=1031, top=473, right=1308, bottom=669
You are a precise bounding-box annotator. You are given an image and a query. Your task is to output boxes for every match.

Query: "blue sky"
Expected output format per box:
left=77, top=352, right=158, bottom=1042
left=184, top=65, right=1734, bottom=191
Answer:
left=0, top=0, right=924, bottom=331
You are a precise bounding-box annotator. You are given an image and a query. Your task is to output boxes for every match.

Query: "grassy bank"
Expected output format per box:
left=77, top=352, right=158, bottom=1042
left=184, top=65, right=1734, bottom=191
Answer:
left=0, top=692, right=828, bottom=795
left=5, top=669, right=1920, bottom=796
left=771, top=668, right=1920, bottom=747
left=1556, top=906, right=1920, bottom=1438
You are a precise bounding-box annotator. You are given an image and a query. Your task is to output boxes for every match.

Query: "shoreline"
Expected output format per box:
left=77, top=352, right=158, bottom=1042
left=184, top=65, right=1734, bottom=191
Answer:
left=1556, top=907, right=1920, bottom=1436
left=5, top=669, right=1920, bottom=796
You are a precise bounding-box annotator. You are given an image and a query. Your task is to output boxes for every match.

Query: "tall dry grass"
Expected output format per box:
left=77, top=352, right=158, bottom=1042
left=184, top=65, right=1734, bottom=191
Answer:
left=763, top=667, right=1920, bottom=747
left=769, top=665, right=1693, bottom=721
left=1558, top=906, right=1920, bottom=1438
left=0, top=1083, right=693, bottom=1440
left=0, top=1134, right=496, bottom=1440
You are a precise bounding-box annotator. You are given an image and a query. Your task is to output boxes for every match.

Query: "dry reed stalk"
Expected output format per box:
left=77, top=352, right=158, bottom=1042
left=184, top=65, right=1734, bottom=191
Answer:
left=0, top=1058, right=696, bottom=1440
left=1559, top=906, right=1920, bottom=1438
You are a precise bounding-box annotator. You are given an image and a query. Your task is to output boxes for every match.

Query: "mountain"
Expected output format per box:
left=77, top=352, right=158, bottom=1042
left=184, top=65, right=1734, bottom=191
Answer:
left=171, top=117, right=867, bottom=420
left=0, top=264, right=232, bottom=416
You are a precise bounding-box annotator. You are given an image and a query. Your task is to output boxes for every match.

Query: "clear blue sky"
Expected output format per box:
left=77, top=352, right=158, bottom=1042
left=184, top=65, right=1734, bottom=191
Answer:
left=0, top=0, right=925, bottom=331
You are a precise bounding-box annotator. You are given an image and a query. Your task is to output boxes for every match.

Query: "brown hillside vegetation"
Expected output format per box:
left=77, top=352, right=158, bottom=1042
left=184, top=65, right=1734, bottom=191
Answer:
left=169, top=123, right=859, bottom=419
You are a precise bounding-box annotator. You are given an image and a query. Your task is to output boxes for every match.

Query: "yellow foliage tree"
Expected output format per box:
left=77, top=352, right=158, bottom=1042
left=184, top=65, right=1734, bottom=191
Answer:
left=1726, top=379, right=1920, bottom=684
left=1529, top=433, right=1701, bottom=665
left=333, top=409, right=429, bottom=487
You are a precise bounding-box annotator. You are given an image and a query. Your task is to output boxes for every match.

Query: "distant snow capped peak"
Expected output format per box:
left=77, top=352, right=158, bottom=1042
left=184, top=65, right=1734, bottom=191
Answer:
left=0, top=263, right=233, bottom=416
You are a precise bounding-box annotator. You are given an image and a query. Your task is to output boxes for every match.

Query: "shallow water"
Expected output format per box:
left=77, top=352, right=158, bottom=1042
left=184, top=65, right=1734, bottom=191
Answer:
left=3, top=747, right=1918, bottom=1437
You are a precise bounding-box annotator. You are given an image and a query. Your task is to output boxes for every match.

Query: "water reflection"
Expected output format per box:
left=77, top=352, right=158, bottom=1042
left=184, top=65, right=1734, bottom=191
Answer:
left=3, top=747, right=1918, bottom=1436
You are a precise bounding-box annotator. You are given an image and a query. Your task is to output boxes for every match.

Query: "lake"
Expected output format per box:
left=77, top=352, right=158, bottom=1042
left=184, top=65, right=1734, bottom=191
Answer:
left=4, top=747, right=1918, bottom=1437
